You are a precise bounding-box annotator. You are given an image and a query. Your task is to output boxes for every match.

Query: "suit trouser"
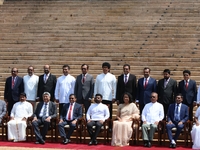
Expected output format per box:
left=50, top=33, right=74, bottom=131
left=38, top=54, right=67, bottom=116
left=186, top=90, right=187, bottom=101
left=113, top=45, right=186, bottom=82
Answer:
left=7, top=100, right=17, bottom=116
left=163, top=104, right=170, bottom=120
left=32, top=118, right=50, bottom=141
left=139, top=103, right=145, bottom=118
left=58, top=120, right=76, bottom=139
left=59, top=103, right=65, bottom=116
left=183, top=101, right=193, bottom=121
left=142, top=124, right=157, bottom=141
left=77, top=98, right=91, bottom=114
left=166, top=122, right=184, bottom=142
left=87, top=121, right=103, bottom=142
left=102, top=100, right=112, bottom=119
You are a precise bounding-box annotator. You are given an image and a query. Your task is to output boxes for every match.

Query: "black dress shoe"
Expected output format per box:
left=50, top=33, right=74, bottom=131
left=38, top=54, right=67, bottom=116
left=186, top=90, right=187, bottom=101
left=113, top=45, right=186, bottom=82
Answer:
left=93, top=140, right=98, bottom=145
left=144, top=141, right=148, bottom=147
left=147, top=141, right=151, bottom=148
left=39, top=140, right=45, bottom=144
left=172, top=143, right=176, bottom=148
left=63, top=138, right=69, bottom=145
left=170, top=143, right=173, bottom=148
left=88, top=141, right=93, bottom=146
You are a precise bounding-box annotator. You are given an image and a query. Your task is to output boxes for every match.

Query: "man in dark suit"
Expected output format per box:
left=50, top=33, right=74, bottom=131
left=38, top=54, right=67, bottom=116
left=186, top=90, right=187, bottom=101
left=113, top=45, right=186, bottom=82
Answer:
left=157, top=69, right=177, bottom=119
left=74, top=64, right=94, bottom=114
left=166, top=93, right=189, bottom=148
left=178, top=70, right=197, bottom=121
left=116, top=64, right=137, bottom=104
left=4, top=67, right=24, bottom=115
left=136, top=67, right=157, bottom=115
left=32, top=92, right=57, bottom=144
left=58, top=94, right=82, bottom=144
left=37, top=65, right=57, bottom=102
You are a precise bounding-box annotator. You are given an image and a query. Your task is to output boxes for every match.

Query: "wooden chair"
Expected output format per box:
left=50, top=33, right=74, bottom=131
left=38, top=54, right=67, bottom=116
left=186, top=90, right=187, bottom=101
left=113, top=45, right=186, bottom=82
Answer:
left=162, top=120, right=191, bottom=147
left=82, top=118, right=110, bottom=144
left=134, top=119, right=164, bottom=146
left=30, top=102, right=58, bottom=142
left=0, top=114, right=8, bottom=141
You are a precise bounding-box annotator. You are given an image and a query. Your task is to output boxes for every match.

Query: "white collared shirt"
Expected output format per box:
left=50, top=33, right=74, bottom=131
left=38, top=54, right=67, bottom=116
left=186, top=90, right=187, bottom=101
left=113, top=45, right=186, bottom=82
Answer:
left=55, top=74, right=76, bottom=103
left=124, top=73, right=129, bottom=83
left=10, top=101, right=33, bottom=119
left=142, top=102, right=164, bottom=124
left=23, top=74, right=39, bottom=101
left=94, top=73, right=116, bottom=101
left=86, top=103, right=110, bottom=121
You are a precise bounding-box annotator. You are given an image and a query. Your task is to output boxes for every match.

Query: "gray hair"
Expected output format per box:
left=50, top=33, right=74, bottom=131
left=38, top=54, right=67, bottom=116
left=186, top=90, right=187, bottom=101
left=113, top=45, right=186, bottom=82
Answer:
left=42, top=92, right=51, bottom=97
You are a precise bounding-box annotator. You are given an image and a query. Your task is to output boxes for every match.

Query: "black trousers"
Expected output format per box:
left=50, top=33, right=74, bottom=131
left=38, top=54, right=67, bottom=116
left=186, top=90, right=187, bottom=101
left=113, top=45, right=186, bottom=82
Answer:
left=32, top=118, right=50, bottom=141
left=87, top=121, right=103, bottom=141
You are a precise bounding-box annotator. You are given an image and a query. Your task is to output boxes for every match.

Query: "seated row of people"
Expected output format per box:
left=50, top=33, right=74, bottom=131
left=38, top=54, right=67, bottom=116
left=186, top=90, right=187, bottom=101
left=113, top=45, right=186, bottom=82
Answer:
left=0, top=92, right=200, bottom=149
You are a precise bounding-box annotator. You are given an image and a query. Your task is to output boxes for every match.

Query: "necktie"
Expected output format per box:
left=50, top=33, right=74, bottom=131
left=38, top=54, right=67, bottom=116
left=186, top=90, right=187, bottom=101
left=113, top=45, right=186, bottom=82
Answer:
left=174, top=104, right=180, bottom=122
left=68, top=103, right=73, bottom=120
left=144, top=78, right=148, bottom=88
left=185, top=80, right=188, bottom=90
left=12, top=77, right=15, bottom=88
left=42, top=103, right=48, bottom=119
left=82, top=74, right=86, bottom=83
left=164, top=79, right=168, bottom=88
left=125, top=75, right=128, bottom=84
left=44, top=75, right=48, bottom=83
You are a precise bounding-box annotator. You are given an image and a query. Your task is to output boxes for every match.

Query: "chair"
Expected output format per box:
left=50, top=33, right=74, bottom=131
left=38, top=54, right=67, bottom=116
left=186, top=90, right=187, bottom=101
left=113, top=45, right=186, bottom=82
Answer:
left=82, top=118, right=110, bottom=144
left=62, top=117, right=84, bottom=143
left=163, top=120, right=191, bottom=147
left=0, top=114, right=8, bottom=141
left=30, top=102, right=58, bottom=142
left=134, top=119, right=164, bottom=146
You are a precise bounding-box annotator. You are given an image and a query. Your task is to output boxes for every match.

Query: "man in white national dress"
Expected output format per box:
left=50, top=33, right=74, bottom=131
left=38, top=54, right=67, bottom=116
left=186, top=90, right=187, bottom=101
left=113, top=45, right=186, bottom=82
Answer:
left=7, top=92, right=33, bottom=142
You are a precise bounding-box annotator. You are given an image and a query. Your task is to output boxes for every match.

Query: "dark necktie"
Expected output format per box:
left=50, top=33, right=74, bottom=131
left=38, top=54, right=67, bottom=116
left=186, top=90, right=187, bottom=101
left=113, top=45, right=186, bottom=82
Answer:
left=82, top=74, right=86, bottom=83
left=174, top=104, right=180, bottom=122
left=185, top=80, right=188, bottom=90
left=125, top=75, right=128, bottom=84
left=42, top=103, right=48, bottom=120
left=12, top=77, right=15, bottom=88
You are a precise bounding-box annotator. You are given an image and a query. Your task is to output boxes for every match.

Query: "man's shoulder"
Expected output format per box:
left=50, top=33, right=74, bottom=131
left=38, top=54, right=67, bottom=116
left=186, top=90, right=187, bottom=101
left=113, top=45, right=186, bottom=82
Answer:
left=0, top=100, right=6, bottom=105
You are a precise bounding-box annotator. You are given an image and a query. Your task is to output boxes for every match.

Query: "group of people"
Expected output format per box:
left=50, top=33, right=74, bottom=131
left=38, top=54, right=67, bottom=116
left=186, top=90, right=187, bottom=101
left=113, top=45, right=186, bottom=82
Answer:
left=0, top=62, right=200, bottom=149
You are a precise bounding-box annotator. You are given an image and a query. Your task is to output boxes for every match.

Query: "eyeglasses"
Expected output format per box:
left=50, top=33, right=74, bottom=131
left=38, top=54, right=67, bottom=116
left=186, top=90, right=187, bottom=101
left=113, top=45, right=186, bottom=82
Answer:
left=151, top=96, right=156, bottom=98
left=69, top=98, right=75, bottom=100
left=81, top=68, right=87, bottom=70
left=12, top=71, right=17, bottom=73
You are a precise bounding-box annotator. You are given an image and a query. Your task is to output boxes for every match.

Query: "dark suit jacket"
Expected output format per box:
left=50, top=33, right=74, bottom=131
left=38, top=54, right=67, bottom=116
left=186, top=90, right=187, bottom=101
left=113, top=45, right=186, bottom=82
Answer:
left=60, top=102, right=82, bottom=121
left=4, top=76, right=24, bottom=102
left=74, top=74, right=94, bottom=101
left=116, top=74, right=137, bottom=103
left=37, top=73, right=57, bottom=101
left=33, top=101, right=57, bottom=119
left=178, top=79, right=197, bottom=105
left=167, top=103, right=189, bottom=123
left=136, top=77, right=157, bottom=105
left=157, top=78, right=177, bottom=105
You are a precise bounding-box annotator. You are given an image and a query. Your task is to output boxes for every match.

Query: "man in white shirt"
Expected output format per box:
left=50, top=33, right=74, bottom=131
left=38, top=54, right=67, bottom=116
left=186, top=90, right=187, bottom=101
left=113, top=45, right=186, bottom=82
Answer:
left=23, top=66, right=39, bottom=107
left=141, top=92, right=164, bottom=147
left=7, top=92, right=33, bottom=142
left=55, top=64, right=76, bottom=115
left=94, top=62, right=116, bottom=119
left=86, top=94, right=110, bottom=145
